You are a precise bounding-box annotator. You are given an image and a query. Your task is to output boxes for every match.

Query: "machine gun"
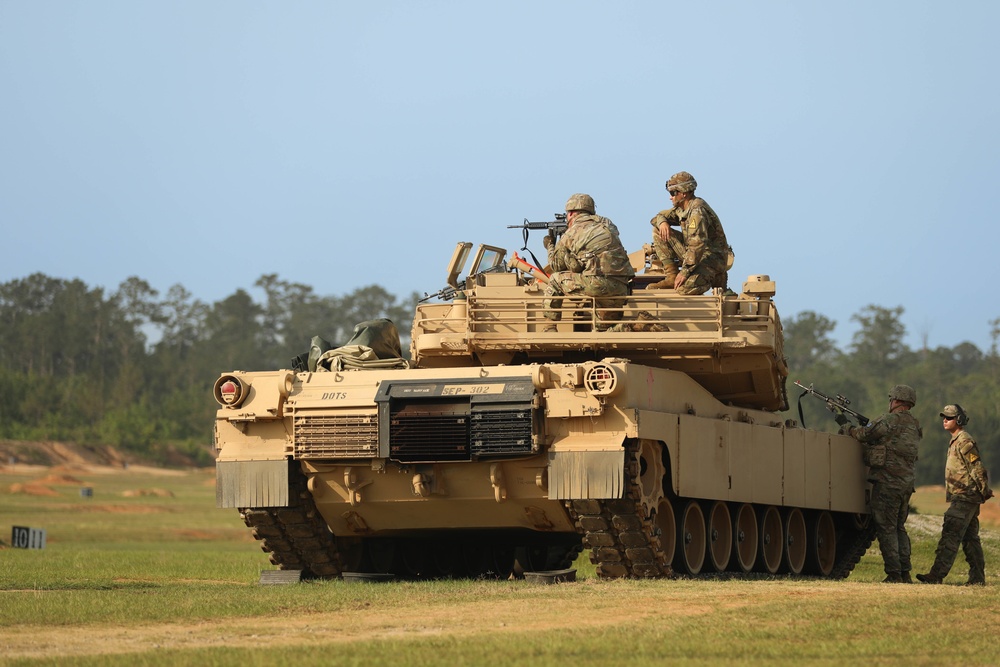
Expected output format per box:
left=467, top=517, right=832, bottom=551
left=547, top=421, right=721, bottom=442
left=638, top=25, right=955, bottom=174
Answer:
left=419, top=284, right=463, bottom=303
left=793, top=381, right=870, bottom=429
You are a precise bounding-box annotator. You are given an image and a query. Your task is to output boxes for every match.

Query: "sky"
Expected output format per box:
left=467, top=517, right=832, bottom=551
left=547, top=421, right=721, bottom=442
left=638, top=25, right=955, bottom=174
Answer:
left=2, top=1, right=999, bottom=353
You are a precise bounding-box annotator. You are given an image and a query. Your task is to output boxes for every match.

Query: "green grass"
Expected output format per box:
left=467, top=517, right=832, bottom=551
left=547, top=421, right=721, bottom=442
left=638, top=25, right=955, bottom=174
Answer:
left=2, top=468, right=1000, bottom=666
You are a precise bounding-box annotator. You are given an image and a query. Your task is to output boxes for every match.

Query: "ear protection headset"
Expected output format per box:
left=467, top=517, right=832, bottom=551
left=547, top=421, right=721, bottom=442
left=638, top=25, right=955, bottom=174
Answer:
left=952, top=404, right=970, bottom=427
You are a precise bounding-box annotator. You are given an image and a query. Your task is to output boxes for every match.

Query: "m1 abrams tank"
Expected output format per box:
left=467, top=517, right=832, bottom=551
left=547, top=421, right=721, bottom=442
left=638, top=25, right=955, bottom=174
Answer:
left=214, top=237, right=874, bottom=580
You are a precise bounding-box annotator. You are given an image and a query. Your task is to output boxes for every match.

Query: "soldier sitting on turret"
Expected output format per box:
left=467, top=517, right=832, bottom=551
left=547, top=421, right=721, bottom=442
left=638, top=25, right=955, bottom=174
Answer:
left=647, top=171, right=731, bottom=294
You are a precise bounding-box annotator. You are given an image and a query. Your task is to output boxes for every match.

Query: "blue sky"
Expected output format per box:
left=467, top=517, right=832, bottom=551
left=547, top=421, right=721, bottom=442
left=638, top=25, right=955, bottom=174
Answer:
left=2, top=1, right=998, bottom=353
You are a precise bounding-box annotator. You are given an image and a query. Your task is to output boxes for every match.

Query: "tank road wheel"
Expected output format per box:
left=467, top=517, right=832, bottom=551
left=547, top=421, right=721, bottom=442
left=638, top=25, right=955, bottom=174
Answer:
left=675, top=499, right=706, bottom=575
left=652, top=498, right=676, bottom=565
left=730, top=503, right=758, bottom=573
left=636, top=439, right=667, bottom=511
left=399, top=539, right=433, bottom=578
left=705, top=500, right=733, bottom=573
left=336, top=537, right=365, bottom=572
left=367, top=539, right=400, bottom=574
left=782, top=508, right=807, bottom=575
left=487, top=545, right=517, bottom=579
left=430, top=540, right=459, bottom=577
left=806, top=511, right=837, bottom=577
left=756, top=505, right=783, bottom=574
left=460, top=541, right=487, bottom=577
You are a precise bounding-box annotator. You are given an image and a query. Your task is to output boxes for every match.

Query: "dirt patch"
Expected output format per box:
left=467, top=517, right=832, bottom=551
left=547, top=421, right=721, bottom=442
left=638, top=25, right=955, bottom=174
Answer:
left=980, top=500, right=1000, bottom=525
left=0, top=440, right=209, bottom=471
left=35, top=473, right=86, bottom=485
left=59, top=504, right=169, bottom=514
left=7, top=483, right=59, bottom=496
left=172, top=529, right=222, bottom=540
left=121, top=488, right=175, bottom=498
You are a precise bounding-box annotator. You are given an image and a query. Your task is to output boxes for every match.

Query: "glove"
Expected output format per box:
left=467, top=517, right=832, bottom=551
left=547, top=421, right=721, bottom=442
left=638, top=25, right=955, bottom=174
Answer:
left=542, top=234, right=554, bottom=250
left=834, top=412, right=849, bottom=426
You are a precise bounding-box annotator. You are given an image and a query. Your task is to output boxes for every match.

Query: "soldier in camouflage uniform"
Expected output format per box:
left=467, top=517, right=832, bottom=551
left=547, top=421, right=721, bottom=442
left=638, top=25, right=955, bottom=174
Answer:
left=839, top=384, right=921, bottom=583
left=647, top=171, right=731, bottom=294
left=542, top=193, right=634, bottom=330
left=917, top=405, right=993, bottom=585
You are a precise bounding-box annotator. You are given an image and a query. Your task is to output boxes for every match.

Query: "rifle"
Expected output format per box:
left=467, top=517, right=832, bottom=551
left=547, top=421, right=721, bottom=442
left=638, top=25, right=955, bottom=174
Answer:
left=420, top=264, right=508, bottom=303
left=508, top=213, right=567, bottom=273
left=508, top=213, right=568, bottom=247
left=793, top=381, right=870, bottom=429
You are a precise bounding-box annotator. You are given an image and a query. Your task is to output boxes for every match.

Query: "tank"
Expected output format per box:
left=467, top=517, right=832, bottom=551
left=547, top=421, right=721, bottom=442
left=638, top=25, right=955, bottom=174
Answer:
left=213, top=236, right=874, bottom=579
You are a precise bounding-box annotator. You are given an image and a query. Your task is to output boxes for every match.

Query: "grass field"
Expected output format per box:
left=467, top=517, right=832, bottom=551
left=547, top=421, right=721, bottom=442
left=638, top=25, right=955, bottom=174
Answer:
left=2, top=465, right=999, bottom=666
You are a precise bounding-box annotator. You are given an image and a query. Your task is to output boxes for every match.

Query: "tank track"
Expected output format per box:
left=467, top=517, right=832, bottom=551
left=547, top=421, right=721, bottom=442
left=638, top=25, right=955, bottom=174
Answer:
left=830, top=521, right=877, bottom=580
left=240, top=463, right=343, bottom=579
left=564, top=440, right=674, bottom=578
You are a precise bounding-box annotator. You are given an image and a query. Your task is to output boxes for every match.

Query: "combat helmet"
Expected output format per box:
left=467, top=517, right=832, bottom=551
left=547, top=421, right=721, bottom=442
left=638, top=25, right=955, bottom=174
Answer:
left=888, top=384, right=917, bottom=405
left=565, top=193, right=595, bottom=214
left=666, top=171, right=697, bottom=193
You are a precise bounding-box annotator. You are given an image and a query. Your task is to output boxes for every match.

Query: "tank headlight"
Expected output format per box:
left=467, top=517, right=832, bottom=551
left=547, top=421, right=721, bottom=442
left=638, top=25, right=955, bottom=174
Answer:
left=214, top=374, right=249, bottom=407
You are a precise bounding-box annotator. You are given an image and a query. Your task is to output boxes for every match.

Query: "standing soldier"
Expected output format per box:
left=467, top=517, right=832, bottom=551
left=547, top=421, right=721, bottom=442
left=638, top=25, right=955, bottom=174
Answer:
left=647, top=171, right=731, bottom=294
left=917, top=405, right=993, bottom=585
left=839, top=385, right=921, bottom=583
left=541, top=193, right=634, bottom=331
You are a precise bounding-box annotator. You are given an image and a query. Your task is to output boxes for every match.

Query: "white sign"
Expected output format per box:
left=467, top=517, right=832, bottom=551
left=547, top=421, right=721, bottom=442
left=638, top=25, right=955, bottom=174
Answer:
left=11, top=526, right=46, bottom=549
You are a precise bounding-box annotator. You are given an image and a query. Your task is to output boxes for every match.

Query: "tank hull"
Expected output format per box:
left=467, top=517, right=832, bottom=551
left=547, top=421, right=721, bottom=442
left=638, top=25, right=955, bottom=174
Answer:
left=215, top=359, right=873, bottom=579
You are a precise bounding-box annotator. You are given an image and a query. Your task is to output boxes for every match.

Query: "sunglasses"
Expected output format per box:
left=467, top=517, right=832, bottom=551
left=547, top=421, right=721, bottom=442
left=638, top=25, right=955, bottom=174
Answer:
left=668, top=190, right=680, bottom=197
left=942, top=416, right=956, bottom=421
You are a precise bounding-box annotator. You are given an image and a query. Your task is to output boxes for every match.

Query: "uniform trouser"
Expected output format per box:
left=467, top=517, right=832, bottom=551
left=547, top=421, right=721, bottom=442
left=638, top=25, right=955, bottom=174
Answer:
left=929, top=499, right=984, bottom=582
left=870, top=482, right=912, bottom=574
left=651, top=233, right=728, bottom=294
left=542, top=273, right=627, bottom=325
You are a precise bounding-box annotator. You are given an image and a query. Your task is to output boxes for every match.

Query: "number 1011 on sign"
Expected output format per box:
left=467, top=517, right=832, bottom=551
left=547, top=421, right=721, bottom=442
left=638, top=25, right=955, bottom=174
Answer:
left=11, top=526, right=46, bottom=549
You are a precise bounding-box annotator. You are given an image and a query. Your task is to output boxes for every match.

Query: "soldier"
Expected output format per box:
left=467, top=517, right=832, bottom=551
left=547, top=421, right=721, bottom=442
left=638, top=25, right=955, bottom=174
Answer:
left=839, top=384, right=921, bottom=583
left=917, top=405, right=993, bottom=585
left=541, top=193, right=634, bottom=332
left=647, top=171, right=731, bottom=294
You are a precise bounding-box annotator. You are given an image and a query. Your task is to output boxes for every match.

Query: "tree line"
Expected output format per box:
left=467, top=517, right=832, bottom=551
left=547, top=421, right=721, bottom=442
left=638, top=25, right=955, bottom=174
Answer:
left=0, top=273, right=419, bottom=465
left=1, top=273, right=996, bottom=484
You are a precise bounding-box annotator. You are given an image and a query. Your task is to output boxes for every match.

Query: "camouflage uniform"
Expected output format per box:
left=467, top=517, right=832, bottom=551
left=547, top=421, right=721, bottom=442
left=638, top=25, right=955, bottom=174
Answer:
left=544, top=213, right=634, bottom=325
left=650, top=198, right=729, bottom=294
left=843, top=410, right=921, bottom=578
left=924, top=429, right=990, bottom=584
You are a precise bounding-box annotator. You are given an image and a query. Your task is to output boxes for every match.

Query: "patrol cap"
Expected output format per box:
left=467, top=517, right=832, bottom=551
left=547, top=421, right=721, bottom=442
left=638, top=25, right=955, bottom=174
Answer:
left=666, top=171, right=697, bottom=193
left=888, top=384, right=916, bottom=405
left=565, top=193, right=595, bottom=214
left=940, top=405, right=962, bottom=418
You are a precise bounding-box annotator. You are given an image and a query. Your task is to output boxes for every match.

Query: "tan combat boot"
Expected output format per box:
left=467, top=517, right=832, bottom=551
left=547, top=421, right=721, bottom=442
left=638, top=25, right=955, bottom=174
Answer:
left=646, top=266, right=679, bottom=290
